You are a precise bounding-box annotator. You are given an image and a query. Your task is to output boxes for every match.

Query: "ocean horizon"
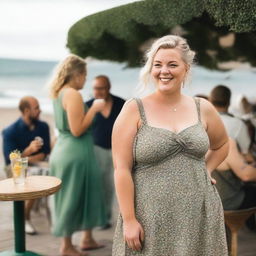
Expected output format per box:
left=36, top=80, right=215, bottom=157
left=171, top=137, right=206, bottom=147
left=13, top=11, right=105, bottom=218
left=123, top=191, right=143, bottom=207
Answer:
left=1, top=57, right=256, bottom=115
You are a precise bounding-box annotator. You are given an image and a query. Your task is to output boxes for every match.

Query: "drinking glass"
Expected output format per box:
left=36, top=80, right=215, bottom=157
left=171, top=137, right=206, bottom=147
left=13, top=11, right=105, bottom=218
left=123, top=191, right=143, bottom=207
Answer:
left=11, top=157, right=28, bottom=185
left=35, top=136, right=44, bottom=146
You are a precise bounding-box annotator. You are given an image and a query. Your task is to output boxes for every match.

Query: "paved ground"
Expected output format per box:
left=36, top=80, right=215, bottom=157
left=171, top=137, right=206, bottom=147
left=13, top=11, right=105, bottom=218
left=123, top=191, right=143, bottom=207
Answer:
left=0, top=199, right=115, bottom=256
left=1, top=172, right=256, bottom=255
left=0, top=169, right=115, bottom=256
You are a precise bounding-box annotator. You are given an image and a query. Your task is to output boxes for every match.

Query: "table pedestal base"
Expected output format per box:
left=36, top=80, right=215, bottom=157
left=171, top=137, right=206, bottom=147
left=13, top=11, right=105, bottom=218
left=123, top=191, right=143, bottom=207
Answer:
left=0, top=251, right=41, bottom=256
left=0, top=201, right=41, bottom=256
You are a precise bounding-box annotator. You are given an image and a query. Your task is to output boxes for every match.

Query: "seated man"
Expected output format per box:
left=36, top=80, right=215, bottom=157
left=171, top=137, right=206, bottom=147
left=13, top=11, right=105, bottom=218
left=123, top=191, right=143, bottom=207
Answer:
left=212, top=138, right=256, bottom=230
left=209, top=85, right=253, bottom=162
left=2, top=96, right=50, bottom=234
left=212, top=138, right=256, bottom=210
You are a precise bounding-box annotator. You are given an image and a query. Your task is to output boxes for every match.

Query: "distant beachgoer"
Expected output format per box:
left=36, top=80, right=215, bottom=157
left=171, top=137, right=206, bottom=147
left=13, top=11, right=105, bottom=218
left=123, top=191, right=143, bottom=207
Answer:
left=86, top=75, right=125, bottom=229
left=209, top=85, right=253, bottom=162
left=112, top=35, right=229, bottom=255
left=2, top=96, right=51, bottom=235
left=49, top=55, right=107, bottom=256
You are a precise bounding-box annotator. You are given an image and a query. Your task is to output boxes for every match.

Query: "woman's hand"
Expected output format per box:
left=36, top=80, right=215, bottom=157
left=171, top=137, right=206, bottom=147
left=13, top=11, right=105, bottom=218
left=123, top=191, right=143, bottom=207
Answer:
left=91, top=99, right=106, bottom=112
left=207, top=169, right=217, bottom=185
left=210, top=176, right=216, bottom=185
left=123, top=219, right=144, bottom=251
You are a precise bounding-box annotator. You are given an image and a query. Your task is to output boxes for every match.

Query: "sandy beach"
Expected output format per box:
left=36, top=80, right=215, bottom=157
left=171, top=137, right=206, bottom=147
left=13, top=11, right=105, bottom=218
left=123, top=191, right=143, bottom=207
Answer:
left=0, top=107, right=54, bottom=178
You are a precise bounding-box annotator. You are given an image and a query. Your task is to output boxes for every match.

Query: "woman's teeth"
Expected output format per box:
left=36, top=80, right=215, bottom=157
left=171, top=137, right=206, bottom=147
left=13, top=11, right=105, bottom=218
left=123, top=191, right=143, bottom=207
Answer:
left=160, top=78, right=172, bottom=82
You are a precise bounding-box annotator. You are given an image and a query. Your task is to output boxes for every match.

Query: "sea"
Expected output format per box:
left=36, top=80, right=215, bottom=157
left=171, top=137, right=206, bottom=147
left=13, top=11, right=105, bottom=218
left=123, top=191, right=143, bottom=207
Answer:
left=0, top=58, right=256, bottom=115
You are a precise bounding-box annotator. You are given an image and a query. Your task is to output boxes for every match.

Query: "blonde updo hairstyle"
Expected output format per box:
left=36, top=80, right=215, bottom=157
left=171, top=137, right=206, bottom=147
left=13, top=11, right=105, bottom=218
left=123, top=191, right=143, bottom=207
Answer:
left=139, top=35, right=195, bottom=88
left=49, top=54, right=86, bottom=99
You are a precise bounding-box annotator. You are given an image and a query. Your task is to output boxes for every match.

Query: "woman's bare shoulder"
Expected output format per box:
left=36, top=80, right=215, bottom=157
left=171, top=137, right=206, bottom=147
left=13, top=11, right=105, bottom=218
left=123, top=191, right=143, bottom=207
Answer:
left=62, top=88, right=82, bottom=101
left=62, top=87, right=79, bottom=96
left=122, top=98, right=139, bottom=112
left=197, top=97, right=215, bottom=112
left=117, top=98, right=140, bottom=123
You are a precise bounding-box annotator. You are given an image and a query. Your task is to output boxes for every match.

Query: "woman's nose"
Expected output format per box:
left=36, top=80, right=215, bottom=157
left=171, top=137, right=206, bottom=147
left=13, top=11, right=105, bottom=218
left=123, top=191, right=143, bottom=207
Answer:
left=160, top=66, right=170, bottom=74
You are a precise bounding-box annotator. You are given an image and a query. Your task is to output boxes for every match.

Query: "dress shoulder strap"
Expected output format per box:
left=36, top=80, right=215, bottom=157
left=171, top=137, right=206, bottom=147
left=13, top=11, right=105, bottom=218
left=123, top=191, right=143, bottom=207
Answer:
left=134, top=98, right=148, bottom=124
left=194, top=97, right=202, bottom=122
left=57, top=88, right=67, bottom=102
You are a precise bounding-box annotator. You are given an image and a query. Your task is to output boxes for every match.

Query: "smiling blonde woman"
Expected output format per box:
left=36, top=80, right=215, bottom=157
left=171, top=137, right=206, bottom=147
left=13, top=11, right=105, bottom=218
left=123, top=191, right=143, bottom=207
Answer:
left=112, top=35, right=229, bottom=256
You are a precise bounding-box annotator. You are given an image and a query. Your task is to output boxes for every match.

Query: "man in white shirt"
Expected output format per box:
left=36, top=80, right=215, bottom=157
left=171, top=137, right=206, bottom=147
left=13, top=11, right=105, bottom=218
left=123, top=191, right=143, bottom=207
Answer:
left=209, top=85, right=252, bottom=158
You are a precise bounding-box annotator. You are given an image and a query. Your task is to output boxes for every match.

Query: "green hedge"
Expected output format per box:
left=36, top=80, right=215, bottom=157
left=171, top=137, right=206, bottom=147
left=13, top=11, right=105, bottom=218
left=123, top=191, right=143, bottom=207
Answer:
left=67, top=0, right=256, bottom=69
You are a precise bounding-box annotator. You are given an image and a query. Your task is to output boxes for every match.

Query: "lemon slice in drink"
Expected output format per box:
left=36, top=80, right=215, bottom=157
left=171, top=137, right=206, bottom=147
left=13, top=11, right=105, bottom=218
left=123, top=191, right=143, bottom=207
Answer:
left=13, top=163, right=22, bottom=178
left=9, top=152, right=20, bottom=160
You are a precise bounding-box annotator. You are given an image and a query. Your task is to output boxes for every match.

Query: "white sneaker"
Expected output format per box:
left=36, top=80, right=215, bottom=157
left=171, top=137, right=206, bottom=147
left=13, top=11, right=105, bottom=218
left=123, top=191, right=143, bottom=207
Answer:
left=25, top=220, right=37, bottom=235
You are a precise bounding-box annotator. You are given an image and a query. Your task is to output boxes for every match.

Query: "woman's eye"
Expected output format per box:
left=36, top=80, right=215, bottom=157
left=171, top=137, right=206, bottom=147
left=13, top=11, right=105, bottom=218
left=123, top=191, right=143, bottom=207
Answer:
left=153, top=64, right=161, bottom=67
left=169, top=64, right=178, bottom=68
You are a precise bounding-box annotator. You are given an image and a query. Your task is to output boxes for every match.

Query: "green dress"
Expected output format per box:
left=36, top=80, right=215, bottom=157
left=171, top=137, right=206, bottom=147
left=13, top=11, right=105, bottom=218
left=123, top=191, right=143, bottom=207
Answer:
left=50, top=91, right=107, bottom=237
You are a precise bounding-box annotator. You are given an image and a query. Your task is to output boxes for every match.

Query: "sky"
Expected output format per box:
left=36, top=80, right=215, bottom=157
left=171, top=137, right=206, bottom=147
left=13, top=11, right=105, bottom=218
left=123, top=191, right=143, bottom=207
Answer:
left=0, top=0, right=139, bottom=61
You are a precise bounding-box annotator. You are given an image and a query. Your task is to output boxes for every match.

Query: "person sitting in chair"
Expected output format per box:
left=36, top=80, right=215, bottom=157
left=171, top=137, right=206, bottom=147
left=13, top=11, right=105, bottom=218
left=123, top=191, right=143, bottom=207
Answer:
left=212, top=138, right=256, bottom=230
left=2, top=96, right=50, bottom=234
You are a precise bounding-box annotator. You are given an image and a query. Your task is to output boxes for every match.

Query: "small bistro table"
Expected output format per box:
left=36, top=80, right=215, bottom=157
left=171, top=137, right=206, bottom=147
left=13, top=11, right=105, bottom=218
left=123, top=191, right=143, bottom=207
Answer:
left=0, top=176, right=61, bottom=256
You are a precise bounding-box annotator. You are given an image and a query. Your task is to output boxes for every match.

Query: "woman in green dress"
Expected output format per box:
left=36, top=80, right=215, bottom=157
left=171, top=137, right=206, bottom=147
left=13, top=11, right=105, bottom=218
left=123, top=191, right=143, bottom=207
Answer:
left=49, top=55, right=107, bottom=256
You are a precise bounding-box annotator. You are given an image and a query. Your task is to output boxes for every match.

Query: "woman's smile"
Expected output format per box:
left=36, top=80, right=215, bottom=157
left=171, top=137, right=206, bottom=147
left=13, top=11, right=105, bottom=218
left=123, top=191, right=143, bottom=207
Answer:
left=159, top=77, right=173, bottom=83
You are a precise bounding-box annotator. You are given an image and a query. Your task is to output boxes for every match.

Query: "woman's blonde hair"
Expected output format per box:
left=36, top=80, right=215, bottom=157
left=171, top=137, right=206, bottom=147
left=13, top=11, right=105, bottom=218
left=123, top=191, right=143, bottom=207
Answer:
left=139, top=35, right=195, bottom=89
left=49, top=54, right=86, bottom=98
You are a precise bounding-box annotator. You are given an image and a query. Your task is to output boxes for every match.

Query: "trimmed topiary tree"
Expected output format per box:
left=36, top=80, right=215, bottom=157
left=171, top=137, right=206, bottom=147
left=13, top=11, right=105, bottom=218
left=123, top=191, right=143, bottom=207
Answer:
left=67, top=0, right=256, bottom=69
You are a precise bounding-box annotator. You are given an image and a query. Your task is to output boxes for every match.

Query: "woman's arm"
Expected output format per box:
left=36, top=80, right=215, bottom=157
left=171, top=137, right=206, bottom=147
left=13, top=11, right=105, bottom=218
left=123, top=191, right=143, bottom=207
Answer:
left=226, top=139, right=256, bottom=182
left=201, top=99, right=229, bottom=175
left=62, top=88, right=104, bottom=137
left=112, top=99, right=144, bottom=251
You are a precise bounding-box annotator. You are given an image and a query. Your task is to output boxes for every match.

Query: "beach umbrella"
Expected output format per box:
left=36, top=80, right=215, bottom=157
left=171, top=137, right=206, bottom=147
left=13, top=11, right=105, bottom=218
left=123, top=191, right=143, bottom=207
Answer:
left=67, top=0, right=256, bottom=70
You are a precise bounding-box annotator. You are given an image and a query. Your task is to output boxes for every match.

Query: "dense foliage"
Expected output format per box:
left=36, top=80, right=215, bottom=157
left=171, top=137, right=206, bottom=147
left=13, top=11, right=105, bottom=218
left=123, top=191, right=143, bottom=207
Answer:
left=67, top=0, right=256, bottom=69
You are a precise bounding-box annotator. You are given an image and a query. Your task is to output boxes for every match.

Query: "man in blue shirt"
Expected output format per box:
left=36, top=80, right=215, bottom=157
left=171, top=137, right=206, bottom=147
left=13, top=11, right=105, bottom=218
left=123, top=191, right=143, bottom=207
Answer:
left=86, top=75, right=125, bottom=229
left=2, top=96, right=50, bottom=234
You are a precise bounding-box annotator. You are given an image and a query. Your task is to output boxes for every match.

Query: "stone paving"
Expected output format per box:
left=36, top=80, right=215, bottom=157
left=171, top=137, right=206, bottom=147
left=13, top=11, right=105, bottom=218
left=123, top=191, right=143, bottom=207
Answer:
left=1, top=175, right=256, bottom=255
left=0, top=200, right=114, bottom=256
